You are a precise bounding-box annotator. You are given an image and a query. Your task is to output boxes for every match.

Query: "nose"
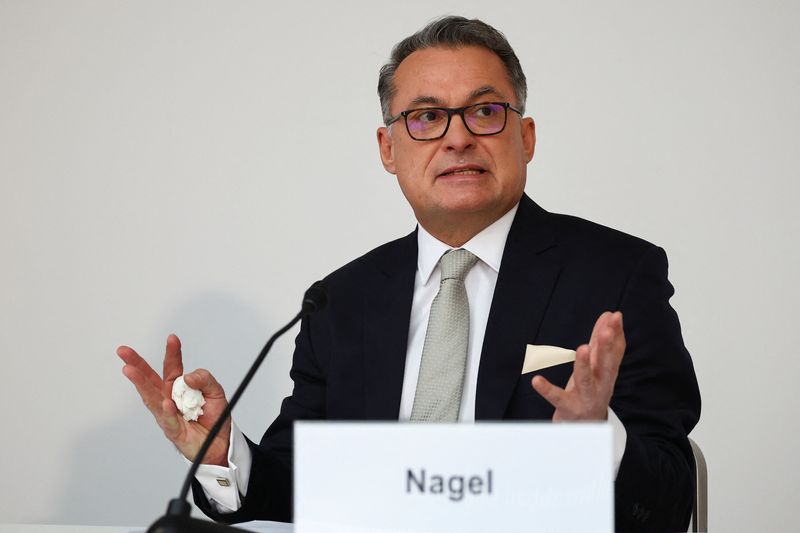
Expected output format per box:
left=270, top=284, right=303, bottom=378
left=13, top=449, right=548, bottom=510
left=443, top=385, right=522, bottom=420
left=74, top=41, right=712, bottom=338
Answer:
left=442, top=112, right=475, bottom=152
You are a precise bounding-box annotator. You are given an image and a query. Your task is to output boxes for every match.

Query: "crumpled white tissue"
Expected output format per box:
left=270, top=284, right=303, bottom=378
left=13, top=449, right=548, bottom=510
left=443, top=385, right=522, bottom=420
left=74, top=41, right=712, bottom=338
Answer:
left=171, top=375, right=206, bottom=421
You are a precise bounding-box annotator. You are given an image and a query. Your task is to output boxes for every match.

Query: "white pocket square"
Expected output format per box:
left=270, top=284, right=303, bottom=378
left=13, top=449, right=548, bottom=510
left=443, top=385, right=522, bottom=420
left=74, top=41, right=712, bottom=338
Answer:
left=522, top=345, right=576, bottom=374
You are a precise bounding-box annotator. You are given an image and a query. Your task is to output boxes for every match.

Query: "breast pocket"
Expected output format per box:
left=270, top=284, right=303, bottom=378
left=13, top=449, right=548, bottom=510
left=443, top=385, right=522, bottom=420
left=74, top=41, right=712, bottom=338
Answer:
left=505, top=362, right=574, bottom=420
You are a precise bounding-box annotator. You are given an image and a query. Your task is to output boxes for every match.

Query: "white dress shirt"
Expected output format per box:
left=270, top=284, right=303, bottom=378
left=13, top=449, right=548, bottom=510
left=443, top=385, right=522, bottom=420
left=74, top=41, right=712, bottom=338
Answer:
left=195, top=203, right=627, bottom=512
left=398, top=203, right=518, bottom=421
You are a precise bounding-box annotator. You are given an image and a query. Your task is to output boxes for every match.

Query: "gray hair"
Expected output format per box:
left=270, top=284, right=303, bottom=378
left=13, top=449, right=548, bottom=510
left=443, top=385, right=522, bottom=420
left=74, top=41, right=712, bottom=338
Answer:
left=378, top=16, right=527, bottom=125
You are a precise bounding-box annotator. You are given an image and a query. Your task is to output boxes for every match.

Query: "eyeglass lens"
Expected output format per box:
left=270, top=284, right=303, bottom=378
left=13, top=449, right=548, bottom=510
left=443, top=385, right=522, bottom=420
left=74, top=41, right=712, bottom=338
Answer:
left=406, top=103, right=507, bottom=140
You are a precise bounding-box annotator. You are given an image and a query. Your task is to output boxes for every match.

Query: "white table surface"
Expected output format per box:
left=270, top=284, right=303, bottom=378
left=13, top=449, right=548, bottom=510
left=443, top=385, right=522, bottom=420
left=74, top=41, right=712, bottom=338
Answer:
left=0, top=521, right=292, bottom=533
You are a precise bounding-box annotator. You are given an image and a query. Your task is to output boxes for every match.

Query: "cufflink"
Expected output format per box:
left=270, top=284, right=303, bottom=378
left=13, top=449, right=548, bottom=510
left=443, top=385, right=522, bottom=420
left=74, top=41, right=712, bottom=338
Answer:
left=216, top=478, right=231, bottom=487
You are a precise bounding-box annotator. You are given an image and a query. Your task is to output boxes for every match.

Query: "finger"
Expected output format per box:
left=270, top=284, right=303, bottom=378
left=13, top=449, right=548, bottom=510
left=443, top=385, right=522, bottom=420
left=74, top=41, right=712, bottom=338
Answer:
left=605, top=311, right=625, bottom=363
left=571, top=344, right=596, bottom=399
left=563, top=373, right=575, bottom=392
left=584, top=311, right=616, bottom=364
left=531, top=375, right=566, bottom=409
left=162, top=334, right=184, bottom=385
left=587, top=311, right=614, bottom=355
left=183, top=368, right=227, bottom=400
left=591, top=325, right=615, bottom=368
left=612, top=311, right=626, bottom=357
left=594, top=314, right=625, bottom=378
left=117, top=345, right=164, bottom=391
left=183, top=369, right=231, bottom=435
left=158, top=398, right=184, bottom=439
left=121, top=364, right=170, bottom=417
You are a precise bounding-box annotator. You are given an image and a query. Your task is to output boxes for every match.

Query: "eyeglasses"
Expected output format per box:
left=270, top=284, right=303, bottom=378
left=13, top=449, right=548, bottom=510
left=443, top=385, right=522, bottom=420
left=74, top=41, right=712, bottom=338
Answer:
left=385, top=102, right=522, bottom=141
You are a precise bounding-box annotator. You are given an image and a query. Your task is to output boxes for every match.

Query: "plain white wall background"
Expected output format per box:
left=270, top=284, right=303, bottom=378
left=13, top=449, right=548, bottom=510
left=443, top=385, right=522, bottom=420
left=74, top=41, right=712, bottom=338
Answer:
left=1, top=0, right=798, bottom=529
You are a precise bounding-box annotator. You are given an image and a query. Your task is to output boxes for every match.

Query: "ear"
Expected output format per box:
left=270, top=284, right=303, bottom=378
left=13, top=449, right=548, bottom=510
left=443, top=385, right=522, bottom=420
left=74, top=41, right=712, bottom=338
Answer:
left=377, top=127, right=397, bottom=175
left=521, top=117, right=536, bottom=163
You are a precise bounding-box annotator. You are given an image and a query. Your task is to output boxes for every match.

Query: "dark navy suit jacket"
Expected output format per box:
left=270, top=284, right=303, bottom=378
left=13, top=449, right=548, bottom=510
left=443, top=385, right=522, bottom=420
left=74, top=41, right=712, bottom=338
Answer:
left=194, top=194, right=701, bottom=532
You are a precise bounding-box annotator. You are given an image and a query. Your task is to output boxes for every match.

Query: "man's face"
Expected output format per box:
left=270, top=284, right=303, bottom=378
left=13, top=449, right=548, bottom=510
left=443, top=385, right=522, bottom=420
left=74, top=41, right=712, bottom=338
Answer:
left=377, top=46, right=535, bottom=236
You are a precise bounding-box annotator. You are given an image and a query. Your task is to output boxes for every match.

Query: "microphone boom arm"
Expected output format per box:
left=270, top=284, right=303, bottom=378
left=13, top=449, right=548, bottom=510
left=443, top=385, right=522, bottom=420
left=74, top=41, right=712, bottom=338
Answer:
left=147, top=281, right=328, bottom=533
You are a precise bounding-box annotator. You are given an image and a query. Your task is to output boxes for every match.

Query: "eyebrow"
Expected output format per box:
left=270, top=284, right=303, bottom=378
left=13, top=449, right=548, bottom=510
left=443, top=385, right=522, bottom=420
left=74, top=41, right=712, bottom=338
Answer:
left=469, top=85, right=504, bottom=101
left=407, top=85, right=506, bottom=108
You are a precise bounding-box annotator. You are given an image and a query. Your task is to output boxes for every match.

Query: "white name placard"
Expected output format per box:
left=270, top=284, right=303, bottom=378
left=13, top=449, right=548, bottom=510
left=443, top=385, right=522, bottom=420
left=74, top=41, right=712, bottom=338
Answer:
left=294, top=422, right=613, bottom=533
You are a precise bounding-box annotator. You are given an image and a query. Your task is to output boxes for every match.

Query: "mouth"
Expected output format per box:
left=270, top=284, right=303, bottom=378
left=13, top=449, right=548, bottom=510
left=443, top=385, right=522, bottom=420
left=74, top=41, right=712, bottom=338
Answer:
left=437, top=164, right=487, bottom=178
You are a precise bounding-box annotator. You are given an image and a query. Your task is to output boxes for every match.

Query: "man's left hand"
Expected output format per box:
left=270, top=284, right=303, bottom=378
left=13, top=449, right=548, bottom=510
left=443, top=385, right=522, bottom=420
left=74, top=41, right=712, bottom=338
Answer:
left=532, top=311, right=625, bottom=421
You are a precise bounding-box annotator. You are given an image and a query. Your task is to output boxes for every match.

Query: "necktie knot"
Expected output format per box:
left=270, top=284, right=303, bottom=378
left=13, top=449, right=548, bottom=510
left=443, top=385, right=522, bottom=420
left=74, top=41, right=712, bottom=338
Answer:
left=439, top=249, right=478, bottom=282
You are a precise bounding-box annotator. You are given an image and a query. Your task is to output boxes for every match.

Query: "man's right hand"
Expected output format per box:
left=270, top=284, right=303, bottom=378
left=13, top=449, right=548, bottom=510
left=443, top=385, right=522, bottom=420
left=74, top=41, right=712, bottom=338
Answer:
left=117, top=334, right=231, bottom=466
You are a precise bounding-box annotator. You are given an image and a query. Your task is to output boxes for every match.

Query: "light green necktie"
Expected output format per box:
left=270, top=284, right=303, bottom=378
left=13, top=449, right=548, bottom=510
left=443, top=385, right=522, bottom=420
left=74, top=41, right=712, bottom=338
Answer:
left=410, top=249, right=478, bottom=421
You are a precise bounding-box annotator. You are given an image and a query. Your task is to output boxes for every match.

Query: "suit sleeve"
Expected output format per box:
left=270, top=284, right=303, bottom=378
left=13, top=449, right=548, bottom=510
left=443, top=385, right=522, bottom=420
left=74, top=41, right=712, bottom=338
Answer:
left=612, top=245, right=701, bottom=532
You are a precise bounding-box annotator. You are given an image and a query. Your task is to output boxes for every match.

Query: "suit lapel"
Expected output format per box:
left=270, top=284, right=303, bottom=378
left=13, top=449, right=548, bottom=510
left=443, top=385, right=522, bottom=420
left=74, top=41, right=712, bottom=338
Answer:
left=363, top=231, right=418, bottom=419
left=475, top=196, right=562, bottom=420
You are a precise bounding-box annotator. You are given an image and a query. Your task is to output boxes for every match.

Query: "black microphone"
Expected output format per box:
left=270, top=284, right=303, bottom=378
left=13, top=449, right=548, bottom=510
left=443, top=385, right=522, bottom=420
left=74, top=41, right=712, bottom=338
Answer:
left=146, top=281, right=329, bottom=533
left=301, top=281, right=328, bottom=314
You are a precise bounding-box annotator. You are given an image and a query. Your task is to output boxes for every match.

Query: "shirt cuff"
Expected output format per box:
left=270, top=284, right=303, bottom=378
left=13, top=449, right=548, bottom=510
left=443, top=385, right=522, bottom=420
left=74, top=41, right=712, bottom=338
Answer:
left=607, top=407, right=627, bottom=479
left=191, top=422, right=253, bottom=513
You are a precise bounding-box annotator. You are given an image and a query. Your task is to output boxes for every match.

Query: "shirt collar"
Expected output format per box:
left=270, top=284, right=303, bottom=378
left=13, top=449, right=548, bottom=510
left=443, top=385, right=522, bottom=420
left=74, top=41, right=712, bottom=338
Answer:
left=416, top=202, right=519, bottom=285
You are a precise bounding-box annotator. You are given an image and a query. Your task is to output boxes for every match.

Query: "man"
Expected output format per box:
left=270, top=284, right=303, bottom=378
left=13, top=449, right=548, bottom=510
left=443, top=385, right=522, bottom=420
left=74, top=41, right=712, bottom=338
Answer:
left=118, top=16, right=700, bottom=532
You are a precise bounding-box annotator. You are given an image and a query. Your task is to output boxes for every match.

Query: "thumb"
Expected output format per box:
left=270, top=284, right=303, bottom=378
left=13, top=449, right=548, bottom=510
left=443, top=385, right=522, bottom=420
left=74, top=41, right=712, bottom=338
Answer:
left=183, top=369, right=227, bottom=401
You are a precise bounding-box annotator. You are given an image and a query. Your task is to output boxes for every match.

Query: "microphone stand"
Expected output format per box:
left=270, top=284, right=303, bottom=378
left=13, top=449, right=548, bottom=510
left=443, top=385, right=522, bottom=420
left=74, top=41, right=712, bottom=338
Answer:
left=146, top=282, right=328, bottom=533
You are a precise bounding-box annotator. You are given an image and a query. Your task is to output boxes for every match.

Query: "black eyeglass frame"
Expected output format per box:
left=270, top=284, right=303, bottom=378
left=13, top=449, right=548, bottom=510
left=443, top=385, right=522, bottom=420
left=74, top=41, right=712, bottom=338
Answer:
left=385, top=101, right=523, bottom=141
